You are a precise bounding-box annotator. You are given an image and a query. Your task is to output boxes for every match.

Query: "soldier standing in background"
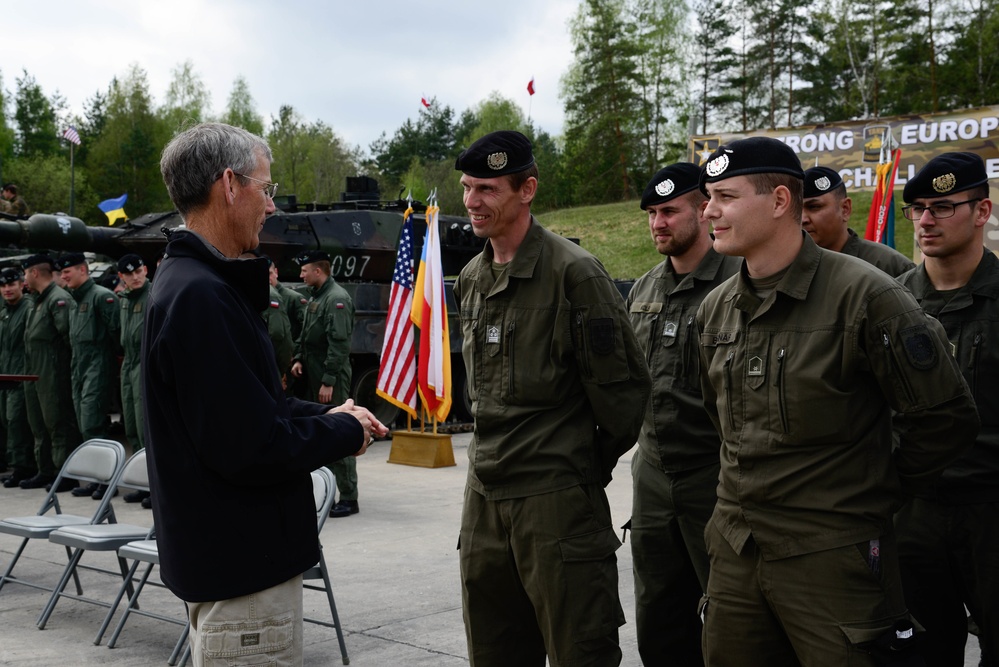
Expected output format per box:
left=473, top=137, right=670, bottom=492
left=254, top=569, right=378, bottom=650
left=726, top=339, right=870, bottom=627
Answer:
left=895, top=152, right=999, bottom=665
left=801, top=166, right=915, bottom=277
left=20, top=255, right=80, bottom=492
left=1, top=184, right=29, bottom=217
left=290, top=250, right=357, bottom=517
left=269, top=258, right=306, bottom=343
left=58, top=253, right=120, bottom=500
left=0, top=268, right=37, bottom=488
left=117, top=254, right=152, bottom=506
left=626, top=163, right=741, bottom=666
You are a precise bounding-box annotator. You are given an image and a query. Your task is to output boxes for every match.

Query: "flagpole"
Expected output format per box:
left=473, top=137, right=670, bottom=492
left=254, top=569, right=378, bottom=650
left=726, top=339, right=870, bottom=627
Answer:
left=69, top=142, right=75, bottom=217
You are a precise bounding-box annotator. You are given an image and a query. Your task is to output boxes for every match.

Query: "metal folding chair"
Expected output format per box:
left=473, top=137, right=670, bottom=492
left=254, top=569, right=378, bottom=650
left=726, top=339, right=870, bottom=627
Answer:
left=303, top=466, right=350, bottom=664
left=36, top=449, right=152, bottom=629
left=0, top=439, right=126, bottom=595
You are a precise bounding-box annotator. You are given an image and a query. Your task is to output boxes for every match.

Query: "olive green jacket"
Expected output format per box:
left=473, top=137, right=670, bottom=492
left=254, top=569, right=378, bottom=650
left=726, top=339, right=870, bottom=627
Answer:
left=263, top=285, right=294, bottom=377
left=275, top=281, right=307, bottom=342
left=24, top=282, right=74, bottom=382
left=897, top=248, right=999, bottom=503
left=696, top=233, right=978, bottom=560
left=119, top=279, right=149, bottom=449
left=627, top=248, right=741, bottom=471
left=0, top=295, right=32, bottom=376
left=454, top=218, right=651, bottom=500
left=293, top=276, right=353, bottom=402
left=842, top=228, right=915, bottom=278
left=68, top=278, right=120, bottom=438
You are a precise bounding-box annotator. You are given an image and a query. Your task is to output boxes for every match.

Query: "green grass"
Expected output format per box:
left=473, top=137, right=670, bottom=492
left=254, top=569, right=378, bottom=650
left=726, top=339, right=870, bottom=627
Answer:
left=537, top=193, right=916, bottom=280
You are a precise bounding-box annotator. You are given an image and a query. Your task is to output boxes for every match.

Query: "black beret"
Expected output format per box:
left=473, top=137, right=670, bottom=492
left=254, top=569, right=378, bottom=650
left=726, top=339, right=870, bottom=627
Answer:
left=0, top=267, right=23, bottom=285
left=640, top=163, right=702, bottom=210
left=455, top=130, right=535, bottom=178
left=117, top=254, right=145, bottom=273
left=55, top=252, right=87, bottom=271
left=22, top=254, right=55, bottom=270
left=803, top=167, right=845, bottom=199
left=902, top=152, right=988, bottom=203
left=699, top=137, right=804, bottom=195
left=295, top=250, right=331, bottom=266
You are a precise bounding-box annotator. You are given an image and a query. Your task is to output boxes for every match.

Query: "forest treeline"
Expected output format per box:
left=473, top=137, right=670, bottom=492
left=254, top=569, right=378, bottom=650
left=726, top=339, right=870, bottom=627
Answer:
left=0, top=0, right=991, bottom=220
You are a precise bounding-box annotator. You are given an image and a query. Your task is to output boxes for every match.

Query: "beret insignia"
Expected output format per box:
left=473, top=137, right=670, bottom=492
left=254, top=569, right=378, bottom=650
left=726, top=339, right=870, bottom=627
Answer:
left=706, top=153, right=730, bottom=177
left=486, top=152, right=508, bottom=171
left=932, top=173, right=956, bottom=193
left=814, top=176, right=831, bottom=191
left=655, top=179, right=675, bottom=197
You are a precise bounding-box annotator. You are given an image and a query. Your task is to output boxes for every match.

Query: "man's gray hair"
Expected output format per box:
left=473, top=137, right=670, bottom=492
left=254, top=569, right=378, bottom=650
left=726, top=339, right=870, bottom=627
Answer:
left=160, top=122, right=272, bottom=216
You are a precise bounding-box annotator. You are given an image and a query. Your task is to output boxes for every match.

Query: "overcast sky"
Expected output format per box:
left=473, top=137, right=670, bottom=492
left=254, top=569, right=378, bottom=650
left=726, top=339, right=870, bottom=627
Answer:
left=5, top=0, right=579, bottom=154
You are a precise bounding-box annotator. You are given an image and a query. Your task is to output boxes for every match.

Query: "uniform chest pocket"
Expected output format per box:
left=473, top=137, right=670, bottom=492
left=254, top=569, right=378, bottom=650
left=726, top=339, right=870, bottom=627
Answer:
left=501, top=309, right=567, bottom=406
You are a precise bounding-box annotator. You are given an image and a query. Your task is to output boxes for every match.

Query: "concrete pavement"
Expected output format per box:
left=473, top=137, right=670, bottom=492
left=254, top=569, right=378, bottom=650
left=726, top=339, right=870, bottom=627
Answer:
left=0, top=434, right=982, bottom=665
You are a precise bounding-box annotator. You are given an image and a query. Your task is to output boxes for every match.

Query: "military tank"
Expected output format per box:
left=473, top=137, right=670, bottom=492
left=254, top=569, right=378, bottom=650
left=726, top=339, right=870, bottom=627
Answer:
left=0, top=179, right=482, bottom=426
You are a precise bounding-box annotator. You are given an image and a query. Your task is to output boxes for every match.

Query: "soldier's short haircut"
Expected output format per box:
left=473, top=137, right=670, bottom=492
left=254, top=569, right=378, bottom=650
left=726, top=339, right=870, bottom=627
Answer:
left=314, top=260, right=332, bottom=276
left=2, top=184, right=17, bottom=195
left=160, top=123, right=272, bottom=216
left=747, top=172, right=804, bottom=222
left=507, top=163, right=539, bottom=192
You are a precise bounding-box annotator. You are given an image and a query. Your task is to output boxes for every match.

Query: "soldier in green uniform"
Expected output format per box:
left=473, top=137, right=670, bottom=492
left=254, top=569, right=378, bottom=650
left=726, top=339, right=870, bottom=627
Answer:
left=19, top=255, right=80, bottom=491
left=58, top=253, right=120, bottom=499
left=269, top=258, right=306, bottom=342
left=290, top=250, right=357, bottom=517
left=115, top=254, right=151, bottom=505
left=258, top=256, right=296, bottom=386
left=695, top=137, right=979, bottom=664
left=1, top=184, right=29, bottom=217
left=626, top=163, right=741, bottom=666
left=0, top=268, right=37, bottom=487
left=895, top=152, right=999, bottom=665
left=453, top=131, right=651, bottom=667
left=801, top=166, right=915, bottom=277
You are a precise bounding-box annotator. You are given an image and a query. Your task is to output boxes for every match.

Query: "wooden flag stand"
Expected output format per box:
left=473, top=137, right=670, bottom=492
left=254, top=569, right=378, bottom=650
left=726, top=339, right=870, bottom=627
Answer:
left=387, top=410, right=455, bottom=469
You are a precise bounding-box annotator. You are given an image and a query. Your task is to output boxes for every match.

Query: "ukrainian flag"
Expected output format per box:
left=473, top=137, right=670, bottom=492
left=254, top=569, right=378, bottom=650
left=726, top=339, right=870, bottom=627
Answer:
left=98, top=194, right=128, bottom=226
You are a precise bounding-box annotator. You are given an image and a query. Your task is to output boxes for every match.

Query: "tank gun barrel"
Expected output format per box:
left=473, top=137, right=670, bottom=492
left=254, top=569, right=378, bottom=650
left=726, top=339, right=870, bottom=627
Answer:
left=0, top=213, right=127, bottom=256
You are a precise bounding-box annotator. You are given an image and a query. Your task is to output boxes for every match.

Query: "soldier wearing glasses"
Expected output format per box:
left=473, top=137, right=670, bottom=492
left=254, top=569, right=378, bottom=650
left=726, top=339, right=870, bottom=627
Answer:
left=895, top=152, right=999, bottom=665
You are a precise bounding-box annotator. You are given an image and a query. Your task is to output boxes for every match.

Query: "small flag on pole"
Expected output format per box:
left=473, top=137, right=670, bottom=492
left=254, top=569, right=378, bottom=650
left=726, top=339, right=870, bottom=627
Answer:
left=62, top=127, right=81, bottom=146
left=410, top=203, right=452, bottom=422
left=421, top=96, right=431, bottom=108
left=864, top=140, right=902, bottom=247
left=97, top=194, right=128, bottom=226
left=527, top=77, right=535, bottom=96
left=376, top=209, right=419, bottom=419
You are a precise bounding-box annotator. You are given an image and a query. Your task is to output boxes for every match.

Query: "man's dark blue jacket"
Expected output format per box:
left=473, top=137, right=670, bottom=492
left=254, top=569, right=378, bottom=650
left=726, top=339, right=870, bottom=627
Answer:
left=143, top=230, right=363, bottom=602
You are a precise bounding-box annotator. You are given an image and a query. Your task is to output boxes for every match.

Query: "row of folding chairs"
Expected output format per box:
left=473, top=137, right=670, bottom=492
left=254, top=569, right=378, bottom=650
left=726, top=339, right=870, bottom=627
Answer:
left=0, top=439, right=349, bottom=665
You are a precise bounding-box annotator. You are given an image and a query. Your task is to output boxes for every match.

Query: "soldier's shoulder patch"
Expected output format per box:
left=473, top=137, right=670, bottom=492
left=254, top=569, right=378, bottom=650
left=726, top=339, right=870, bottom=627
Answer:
left=56, top=300, right=66, bottom=307
left=105, top=297, right=115, bottom=303
left=900, top=324, right=937, bottom=370
left=589, top=318, right=615, bottom=355
left=335, top=302, right=345, bottom=309
left=299, top=297, right=308, bottom=304
left=270, top=300, right=281, bottom=308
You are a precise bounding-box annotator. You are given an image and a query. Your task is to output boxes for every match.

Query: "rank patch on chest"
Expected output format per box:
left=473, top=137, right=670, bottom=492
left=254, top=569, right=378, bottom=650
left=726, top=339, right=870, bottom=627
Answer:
left=747, top=355, right=764, bottom=376
left=663, top=321, right=677, bottom=338
left=79, top=303, right=89, bottom=313
left=486, top=325, right=500, bottom=344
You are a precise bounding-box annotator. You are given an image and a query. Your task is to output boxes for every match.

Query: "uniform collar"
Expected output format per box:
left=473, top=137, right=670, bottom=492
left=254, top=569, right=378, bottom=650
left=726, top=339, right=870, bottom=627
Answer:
left=729, top=231, right=820, bottom=313
left=473, top=216, right=544, bottom=295
left=907, top=246, right=999, bottom=309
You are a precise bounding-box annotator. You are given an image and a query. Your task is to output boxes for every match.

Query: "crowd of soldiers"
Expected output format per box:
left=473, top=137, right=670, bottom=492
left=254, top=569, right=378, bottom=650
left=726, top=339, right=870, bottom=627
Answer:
left=0, top=244, right=359, bottom=518
left=0, top=253, right=149, bottom=505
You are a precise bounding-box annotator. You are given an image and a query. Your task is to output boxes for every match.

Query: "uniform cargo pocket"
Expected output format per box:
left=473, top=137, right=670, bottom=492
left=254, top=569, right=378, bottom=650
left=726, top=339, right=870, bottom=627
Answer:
left=558, top=526, right=625, bottom=642
left=838, top=616, right=923, bottom=666
left=201, top=613, right=294, bottom=662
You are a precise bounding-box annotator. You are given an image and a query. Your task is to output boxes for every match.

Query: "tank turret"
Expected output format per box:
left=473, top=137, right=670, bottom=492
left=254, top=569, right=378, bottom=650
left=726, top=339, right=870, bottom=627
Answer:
left=0, top=186, right=483, bottom=426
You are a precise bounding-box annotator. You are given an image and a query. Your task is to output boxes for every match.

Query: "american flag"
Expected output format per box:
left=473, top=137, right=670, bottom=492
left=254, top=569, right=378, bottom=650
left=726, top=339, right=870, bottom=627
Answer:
left=376, top=211, right=418, bottom=419
left=62, top=127, right=81, bottom=146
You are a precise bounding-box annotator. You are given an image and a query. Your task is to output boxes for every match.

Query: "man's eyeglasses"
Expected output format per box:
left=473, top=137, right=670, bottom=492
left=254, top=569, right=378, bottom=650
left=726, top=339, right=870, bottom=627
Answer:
left=234, top=173, right=279, bottom=199
left=901, top=198, right=982, bottom=221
